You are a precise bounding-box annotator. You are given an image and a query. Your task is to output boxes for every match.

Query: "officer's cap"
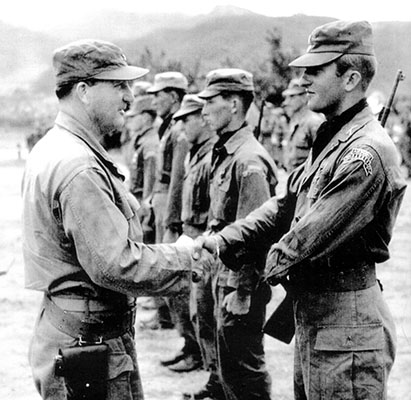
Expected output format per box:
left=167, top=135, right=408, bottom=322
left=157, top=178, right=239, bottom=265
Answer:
left=198, top=68, right=254, bottom=99
left=173, top=94, right=206, bottom=120
left=126, top=95, right=156, bottom=118
left=289, top=20, right=375, bottom=68
left=282, top=79, right=306, bottom=96
left=147, top=72, right=188, bottom=93
left=53, top=39, right=148, bottom=90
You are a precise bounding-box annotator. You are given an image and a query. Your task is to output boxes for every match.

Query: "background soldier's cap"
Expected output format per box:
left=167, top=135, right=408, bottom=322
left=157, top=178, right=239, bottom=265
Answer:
left=198, top=68, right=254, bottom=99
left=146, top=71, right=188, bottom=93
left=282, top=79, right=306, bottom=96
left=132, top=81, right=152, bottom=97
left=126, top=95, right=156, bottom=117
left=289, top=20, right=375, bottom=68
left=53, top=39, right=149, bottom=89
left=173, top=94, right=206, bottom=120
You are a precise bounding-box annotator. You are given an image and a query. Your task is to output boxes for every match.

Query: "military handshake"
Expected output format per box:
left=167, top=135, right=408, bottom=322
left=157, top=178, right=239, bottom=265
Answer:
left=21, top=19, right=406, bottom=400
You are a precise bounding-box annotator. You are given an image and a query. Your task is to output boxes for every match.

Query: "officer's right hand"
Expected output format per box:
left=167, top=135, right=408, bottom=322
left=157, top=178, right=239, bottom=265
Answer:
left=192, top=235, right=219, bottom=261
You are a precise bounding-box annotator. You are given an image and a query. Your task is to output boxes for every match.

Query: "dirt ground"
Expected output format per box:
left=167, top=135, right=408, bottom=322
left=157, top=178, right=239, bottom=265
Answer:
left=0, top=127, right=410, bottom=400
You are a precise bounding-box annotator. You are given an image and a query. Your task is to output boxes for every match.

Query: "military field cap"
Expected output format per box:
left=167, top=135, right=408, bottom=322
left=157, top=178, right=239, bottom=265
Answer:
left=282, top=78, right=306, bottom=96
left=126, top=95, right=156, bottom=117
left=53, top=39, right=149, bottom=90
left=289, top=20, right=375, bottom=68
left=146, top=71, right=188, bottom=93
left=198, top=68, right=254, bottom=99
left=132, top=81, right=152, bottom=97
left=173, top=94, right=206, bottom=120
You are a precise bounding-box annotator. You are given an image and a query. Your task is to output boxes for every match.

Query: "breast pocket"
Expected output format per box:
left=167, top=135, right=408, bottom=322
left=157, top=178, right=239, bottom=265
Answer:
left=306, top=165, right=330, bottom=202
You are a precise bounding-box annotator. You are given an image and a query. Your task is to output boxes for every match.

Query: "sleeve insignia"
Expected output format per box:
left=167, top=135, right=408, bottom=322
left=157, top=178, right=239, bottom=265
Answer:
left=341, top=148, right=374, bottom=176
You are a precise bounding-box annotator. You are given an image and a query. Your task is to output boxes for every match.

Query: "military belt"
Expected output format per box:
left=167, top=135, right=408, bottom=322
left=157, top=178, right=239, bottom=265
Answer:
left=43, top=294, right=135, bottom=343
left=291, top=261, right=376, bottom=292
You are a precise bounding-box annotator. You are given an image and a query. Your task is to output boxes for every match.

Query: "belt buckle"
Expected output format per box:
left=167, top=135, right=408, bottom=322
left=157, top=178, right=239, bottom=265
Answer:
left=78, top=335, right=103, bottom=346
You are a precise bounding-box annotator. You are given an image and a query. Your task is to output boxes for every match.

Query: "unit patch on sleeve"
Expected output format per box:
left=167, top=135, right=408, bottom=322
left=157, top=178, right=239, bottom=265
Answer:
left=341, top=148, right=374, bottom=176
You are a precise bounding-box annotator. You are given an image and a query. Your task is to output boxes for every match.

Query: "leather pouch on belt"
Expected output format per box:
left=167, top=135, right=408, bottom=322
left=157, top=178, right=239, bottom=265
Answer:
left=55, top=343, right=108, bottom=399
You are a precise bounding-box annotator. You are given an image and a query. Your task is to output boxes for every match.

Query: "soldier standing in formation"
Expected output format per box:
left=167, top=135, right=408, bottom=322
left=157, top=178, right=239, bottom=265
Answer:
left=194, top=68, right=278, bottom=400
left=281, top=78, right=324, bottom=172
left=194, top=20, right=407, bottom=400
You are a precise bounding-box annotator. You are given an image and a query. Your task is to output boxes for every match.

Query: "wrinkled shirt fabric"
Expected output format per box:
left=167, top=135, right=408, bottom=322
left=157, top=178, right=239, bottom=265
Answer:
left=217, top=106, right=406, bottom=400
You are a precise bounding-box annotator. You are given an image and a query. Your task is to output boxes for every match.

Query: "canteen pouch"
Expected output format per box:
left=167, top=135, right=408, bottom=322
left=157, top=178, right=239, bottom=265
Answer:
left=55, top=343, right=108, bottom=400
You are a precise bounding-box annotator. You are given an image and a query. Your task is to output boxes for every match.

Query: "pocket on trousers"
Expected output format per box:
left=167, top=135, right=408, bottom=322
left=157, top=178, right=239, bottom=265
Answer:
left=106, top=338, right=135, bottom=400
left=314, top=324, right=384, bottom=352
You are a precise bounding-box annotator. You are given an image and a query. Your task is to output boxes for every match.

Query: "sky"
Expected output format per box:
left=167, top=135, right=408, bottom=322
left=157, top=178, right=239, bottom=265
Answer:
left=1, top=0, right=410, bottom=31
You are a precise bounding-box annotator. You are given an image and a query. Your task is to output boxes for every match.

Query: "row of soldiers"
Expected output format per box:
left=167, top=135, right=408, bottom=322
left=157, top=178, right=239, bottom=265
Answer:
left=121, top=69, right=277, bottom=399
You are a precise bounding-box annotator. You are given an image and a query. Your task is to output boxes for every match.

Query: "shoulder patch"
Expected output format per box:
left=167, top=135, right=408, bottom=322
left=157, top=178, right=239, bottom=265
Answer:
left=341, top=148, right=374, bottom=176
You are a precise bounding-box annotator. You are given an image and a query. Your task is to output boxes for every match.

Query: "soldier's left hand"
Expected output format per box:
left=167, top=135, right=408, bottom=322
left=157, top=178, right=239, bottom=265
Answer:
left=223, top=291, right=251, bottom=315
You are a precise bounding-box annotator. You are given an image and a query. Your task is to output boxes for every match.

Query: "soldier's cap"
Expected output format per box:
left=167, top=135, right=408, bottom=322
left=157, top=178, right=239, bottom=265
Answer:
left=146, top=71, right=188, bottom=93
left=132, top=81, right=152, bottom=97
left=53, top=39, right=148, bottom=90
left=173, top=94, right=206, bottom=120
left=282, top=79, right=306, bottom=96
left=126, top=95, right=156, bottom=117
left=289, top=20, right=375, bottom=68
left=198, top=68, right=254, bottom=99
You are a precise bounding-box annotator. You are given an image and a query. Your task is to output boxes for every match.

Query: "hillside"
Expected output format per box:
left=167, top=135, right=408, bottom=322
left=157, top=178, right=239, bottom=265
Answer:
left=0, top=8, right=410, bottom=97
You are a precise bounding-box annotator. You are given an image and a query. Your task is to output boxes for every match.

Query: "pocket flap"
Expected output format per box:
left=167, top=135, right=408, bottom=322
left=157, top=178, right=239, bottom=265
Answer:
left=107, top=352, right=134, bottom=380
left=314, top=324, right=384, bottom=351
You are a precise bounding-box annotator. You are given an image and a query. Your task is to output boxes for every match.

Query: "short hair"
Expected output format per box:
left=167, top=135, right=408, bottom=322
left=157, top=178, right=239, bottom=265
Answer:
left=335, top=54, right=377, bottom=91
left=219, top=90, right=254, bottom=114
left=163, top=87, right=186, bottom=103
left=55, top=79, right=99, bottom=100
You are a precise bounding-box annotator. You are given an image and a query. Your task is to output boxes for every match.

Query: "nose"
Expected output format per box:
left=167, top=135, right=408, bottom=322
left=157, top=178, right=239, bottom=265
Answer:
left=124, top=82, right=134, bottom=105
left=202, top=103, right=209, bottom=117
left=300, top=72, right=310, bottom=88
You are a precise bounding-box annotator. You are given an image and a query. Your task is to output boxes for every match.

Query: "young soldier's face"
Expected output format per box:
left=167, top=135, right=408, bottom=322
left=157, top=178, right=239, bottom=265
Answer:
left=202, top=95, right=232, bottom=135
left=182, top=113, right=204, bottom=145
left=301, top=62, right=345, bottom=118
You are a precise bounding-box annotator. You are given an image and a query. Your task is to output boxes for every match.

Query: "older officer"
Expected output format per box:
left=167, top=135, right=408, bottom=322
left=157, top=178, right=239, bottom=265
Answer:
left=173, top=95, right=218, bottom=382
left=22, top=39, right=212, bottom=400
left=281, top=79, right=324, bottom=172
left=197, top=69, right=278, bottom=400
left=194, top=21, right=407, bottom=400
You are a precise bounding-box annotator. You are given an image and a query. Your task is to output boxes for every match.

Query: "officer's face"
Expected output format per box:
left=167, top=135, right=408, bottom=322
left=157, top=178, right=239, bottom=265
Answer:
left=152, top=90, right=174, bottom=119
left=84, top=80, right=133, bottom=139
left=202, top=95, right=232, bottom=135
left=300, top=62, right=345, bottom=118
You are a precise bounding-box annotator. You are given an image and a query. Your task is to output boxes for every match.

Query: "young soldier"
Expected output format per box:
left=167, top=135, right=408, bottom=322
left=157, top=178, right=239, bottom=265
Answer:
left=195, top=68, right=278, bottom=400
left=194, top=21, right=407, bottom=400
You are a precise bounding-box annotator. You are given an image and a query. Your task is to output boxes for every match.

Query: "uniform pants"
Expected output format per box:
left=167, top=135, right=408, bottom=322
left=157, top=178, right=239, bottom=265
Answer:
left=293, top=284, right=396, bottom=400
left=214, top=284, right=272, bottom=400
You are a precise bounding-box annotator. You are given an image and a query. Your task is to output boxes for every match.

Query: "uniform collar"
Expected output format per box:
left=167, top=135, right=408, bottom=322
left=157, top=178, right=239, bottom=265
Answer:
left=55, top=111, right=125, bottom=181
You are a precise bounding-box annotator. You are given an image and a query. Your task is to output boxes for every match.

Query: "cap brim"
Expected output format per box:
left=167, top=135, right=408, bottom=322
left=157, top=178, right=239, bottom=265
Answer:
left=173, top=106, right=202, bottom=120
left=93, top=65, right=149, bottom=81
left=197, top=88, right=221, bottom=99
left=289, top=52, right=343, bottom=68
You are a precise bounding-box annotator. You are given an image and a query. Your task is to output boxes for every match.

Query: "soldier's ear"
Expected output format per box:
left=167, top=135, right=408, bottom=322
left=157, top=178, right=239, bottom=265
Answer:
left=345, top=70, right=362, bottom=92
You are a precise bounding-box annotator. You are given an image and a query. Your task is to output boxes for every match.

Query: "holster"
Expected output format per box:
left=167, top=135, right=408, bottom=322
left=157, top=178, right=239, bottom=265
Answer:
left=55, top=343, right=108, bottom=400
left=263, top=291, right=295, bottom=344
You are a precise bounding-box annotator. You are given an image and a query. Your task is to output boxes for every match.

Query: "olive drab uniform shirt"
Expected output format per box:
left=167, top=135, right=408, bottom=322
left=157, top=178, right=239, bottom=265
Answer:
left=209, top=123, right=278, bottom=293
left=129, top=126, right=159, bottom=204
left=215, top=105, right=407, bottom=399
left=22, top=111, right=194, bottom=298
left=153, top=117, right=189, bottom=233
left=283, top=108, right=324, bottom=172
left=182, top=136, right=217, bottom=237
